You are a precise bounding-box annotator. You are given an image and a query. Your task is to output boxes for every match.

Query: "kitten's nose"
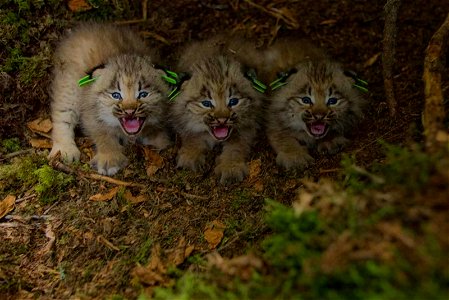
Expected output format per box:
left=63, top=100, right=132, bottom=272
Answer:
left=217, top=118, right=228, bottom=124
left=125, top=109, right=135, bottom=115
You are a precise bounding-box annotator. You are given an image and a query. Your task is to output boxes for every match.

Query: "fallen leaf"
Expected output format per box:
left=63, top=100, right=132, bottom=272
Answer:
left=204, top=220, right=226, bottom=249
left=29, top=138, right=52, bottom=149
left=207, top=252, right=263, bottom=280
left=0, top=195, right=16, bottom=219
left=27, top=118, right=52, bottom=134
left=89, top=187, right=119, bottom=202
left=167, top=237, right=195, bottom=266
left=143, top=147, right=164, bottom=176
left=67, top=0, right=92, bottom=12
left=37, top=222, right=56, bottom=256
left=363, top=52, right=381, bottom=68
left=123, top=189, right=147, bottom=204
left=247, top=159, right=262, bottom=181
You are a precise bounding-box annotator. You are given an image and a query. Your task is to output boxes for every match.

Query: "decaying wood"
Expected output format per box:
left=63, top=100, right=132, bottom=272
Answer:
left=382, top=0, right=401, bottom=116
left=423, top=13, right=449, bottom=153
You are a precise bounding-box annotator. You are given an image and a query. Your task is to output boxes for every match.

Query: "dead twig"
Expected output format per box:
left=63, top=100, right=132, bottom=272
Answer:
left=0, top=149, right=34, bottom=161
left=49, top=158, right=146, bottom=188
left=382, top=0, right=401, bottom=116
left=423, top=13, right=449, bottom=153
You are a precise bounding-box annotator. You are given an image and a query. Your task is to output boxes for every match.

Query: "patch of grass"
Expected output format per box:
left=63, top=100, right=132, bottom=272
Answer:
left=133, top=237, right=153, bottom=265
left=34, top=164, right=74, bottom=204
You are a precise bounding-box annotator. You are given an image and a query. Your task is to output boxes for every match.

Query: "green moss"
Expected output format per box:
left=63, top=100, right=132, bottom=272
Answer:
left=1, top=137, right=21, bottom=153
left=0, top=155, right=73, bottom=204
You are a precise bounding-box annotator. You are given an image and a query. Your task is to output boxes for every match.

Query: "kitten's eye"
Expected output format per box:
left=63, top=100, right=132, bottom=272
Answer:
left=201, top=100, right=213, bottom=108
left=111, top=92, right=122, bottom=100
left=228, top=98, right=239, bottom=107
left=301, top=97, right=312, bottom=105
left=327, top=97, right=339, bottom=106
left=138, top=91, right=149, bottom=99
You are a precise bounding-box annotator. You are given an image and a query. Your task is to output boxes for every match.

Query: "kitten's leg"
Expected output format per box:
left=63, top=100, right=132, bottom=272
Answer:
left=268, top=130, right=314, bottom=170
left=90, top=132, right=128, bottom=176
left=317, top=135, right=349, bottom=155
left=215, top=135, right=251, bottom=184
left=176, top=134, right=210, bottom=171
left=49, top=81, right=81, bottom=163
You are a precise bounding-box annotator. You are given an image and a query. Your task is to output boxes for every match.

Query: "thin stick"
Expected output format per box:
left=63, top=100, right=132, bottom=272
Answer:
left=0, top=149, right=34, bottom=161
left=49, top=159, right=146, bottom=188
left=423, top=13, right=449, bottom=153
left=382, top=0, right=401, bottom=116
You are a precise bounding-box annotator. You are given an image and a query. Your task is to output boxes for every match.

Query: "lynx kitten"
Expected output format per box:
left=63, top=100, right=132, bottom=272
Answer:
left=49, top=23, right=171, bottom=175
left=265, top=39, right=366, bottom=170
left=170, top=37, right=264, bottom=184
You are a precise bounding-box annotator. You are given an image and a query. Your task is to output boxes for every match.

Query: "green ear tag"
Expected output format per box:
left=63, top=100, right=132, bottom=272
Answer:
left=78, top=75, right=98, bottom=87
left=245, top=70, right=267, bottom=94
left=162, top=75, right=177, bottom=85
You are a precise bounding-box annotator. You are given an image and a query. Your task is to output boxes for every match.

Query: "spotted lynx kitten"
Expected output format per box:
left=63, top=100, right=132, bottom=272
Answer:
left=170, top=37, right=264, bottom=184
left=265, top=39, right=367, bottom=170
left=49, top=23, right=171, bottom=175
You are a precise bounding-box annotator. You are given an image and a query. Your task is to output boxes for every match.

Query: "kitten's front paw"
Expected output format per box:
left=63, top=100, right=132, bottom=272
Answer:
left=317, top=137, right=349, bottom=155
left=176, top=151, right=206, bottom=171
left=276, top=151, right=314, bottom=170
left=90, top=152, right=128, bottom=176
left=215, top=161, right=248, bottom=185
left=49, top=143, right=81, bottom=163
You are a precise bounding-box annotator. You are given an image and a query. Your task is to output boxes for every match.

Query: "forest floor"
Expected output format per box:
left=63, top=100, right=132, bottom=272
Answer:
left=0, top=0, right=448, bottom=299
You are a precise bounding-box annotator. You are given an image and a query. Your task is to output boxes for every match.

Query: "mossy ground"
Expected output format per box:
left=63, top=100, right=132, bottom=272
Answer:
left=1, top=0, right=448, bottom=299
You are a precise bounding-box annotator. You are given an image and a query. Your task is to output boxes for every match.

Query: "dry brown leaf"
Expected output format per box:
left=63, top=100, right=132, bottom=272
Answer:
left=0, top=195, right=16, bottom=219
left=89, top=187, right=119, bottom=202
left=27, top=118, right=52, bottom=134
left=29, top=138, right=52, bottom=149
left=207, top=252, right=263, bottom=280
left=123, top=189, right=147, bottom=204
left=37, top=222, right=56, bottom=256
left=167, top=237, right=195, bottom=266
left=247, top=159, right=261, bottom=181
left=67, top=0, right=92, bottom=12
left=143, top=147, right=164, bottom=176
left=363, top=52, right=381, bottom=68
left=204, top=220, right=226, bottom=249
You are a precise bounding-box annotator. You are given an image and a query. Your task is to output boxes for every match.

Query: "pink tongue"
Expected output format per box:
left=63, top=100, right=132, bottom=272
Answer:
left=310, top=123, right=326, bottom=135
left=213, top=126, right=229, bottom=139
left=123, top=118, right=141, bottom=133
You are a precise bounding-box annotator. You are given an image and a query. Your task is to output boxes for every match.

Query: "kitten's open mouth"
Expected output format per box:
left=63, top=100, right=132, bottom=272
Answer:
left=306, top=121, right=329, bottom=139
left=209, top=124, right=232, bottom=141
left=119, top=116, right=146, bottom=135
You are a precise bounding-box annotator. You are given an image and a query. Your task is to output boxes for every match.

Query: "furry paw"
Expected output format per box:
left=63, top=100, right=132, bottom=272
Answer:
left=90, top=152, right=128, bottom=176
left=49, top=143, right=81, bottom=163
left=176, top=151, right=206, bottom=171
left=317, top=137, right=349, bottom=155
left=276, top=151, right=314, bottom=170
left=215, top=161, right=248, bottom=185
